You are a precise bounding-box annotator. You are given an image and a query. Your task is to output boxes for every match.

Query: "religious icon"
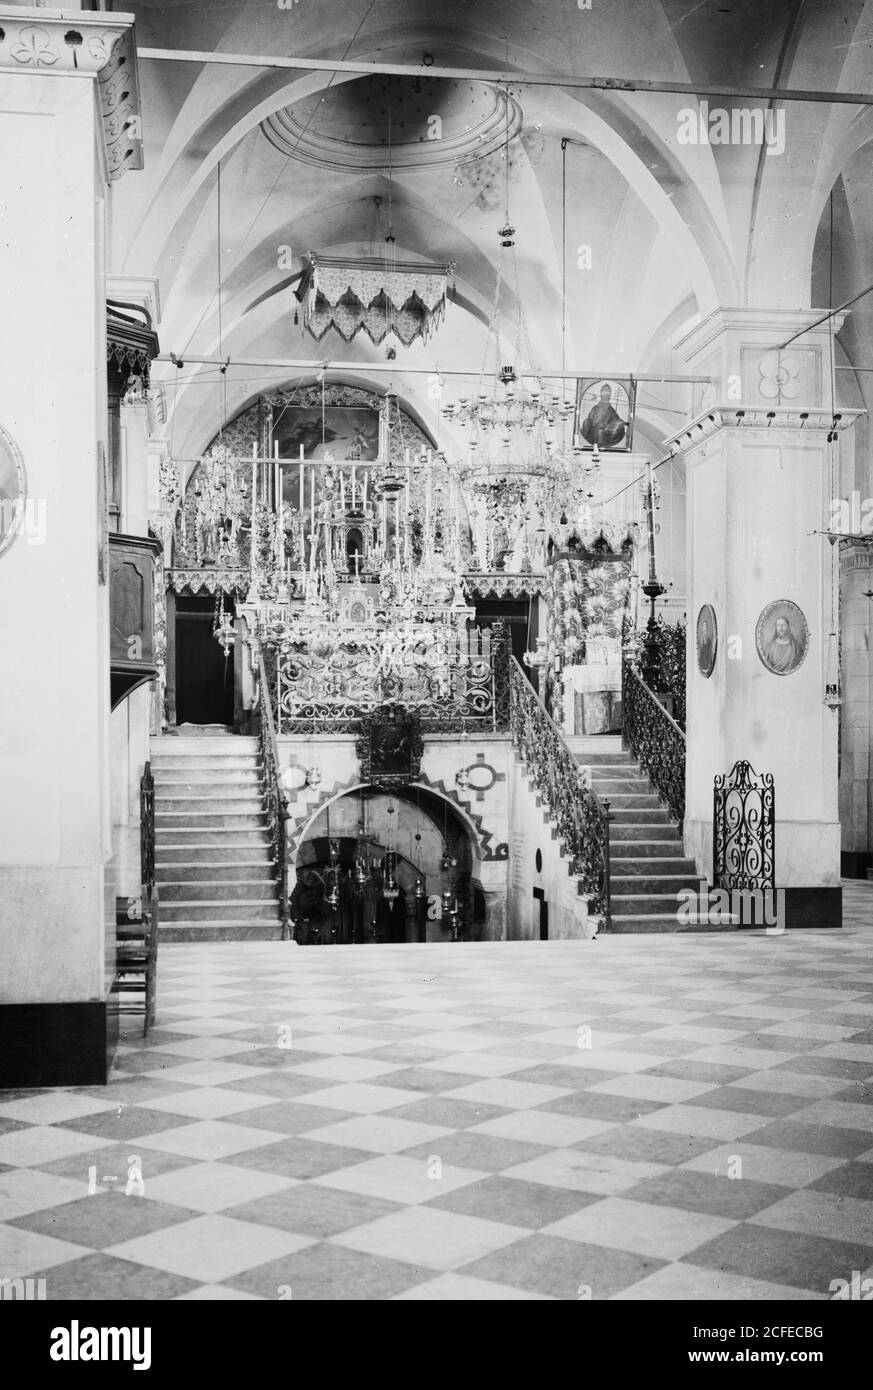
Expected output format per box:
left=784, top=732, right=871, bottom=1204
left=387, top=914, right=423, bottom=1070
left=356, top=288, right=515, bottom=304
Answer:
left=574, top=377, right=636, bottom=452
left=273, top=406, right=380, bottom=461
left=357, top=703, right=423, bottom=787
left=696, top=604, right=717, bottom=677
left=756, top=600, right=809, bottom=676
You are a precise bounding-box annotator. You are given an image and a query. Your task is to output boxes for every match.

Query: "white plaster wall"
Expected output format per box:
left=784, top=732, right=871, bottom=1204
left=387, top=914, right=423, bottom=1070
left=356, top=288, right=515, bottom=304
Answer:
left=685, top=428, right=841, bottom=886
left=506, top=759, right=595, bottom=941
left=0, top=76, right=111, bottom=1001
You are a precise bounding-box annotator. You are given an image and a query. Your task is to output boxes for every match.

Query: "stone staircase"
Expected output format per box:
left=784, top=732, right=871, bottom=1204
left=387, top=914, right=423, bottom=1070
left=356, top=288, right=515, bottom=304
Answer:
left=150, top=735, right=284, bottom=942
left=568, top=737, right=710, bottom=933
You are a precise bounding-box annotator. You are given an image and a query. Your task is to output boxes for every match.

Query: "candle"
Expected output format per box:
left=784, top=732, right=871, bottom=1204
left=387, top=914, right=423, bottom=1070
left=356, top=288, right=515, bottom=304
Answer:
left=310, top=466, right=316, bottom=572
left=251, top=442, right=258, bottom=578
left=363, top=470, right=368, bottom=510
left=299, top=460, right=304, bottom=512
left=351, top=463, right=356, bottom=508
left=646, top=460, right=657, bottom=583
left=340, top=472, right=346, bottom=510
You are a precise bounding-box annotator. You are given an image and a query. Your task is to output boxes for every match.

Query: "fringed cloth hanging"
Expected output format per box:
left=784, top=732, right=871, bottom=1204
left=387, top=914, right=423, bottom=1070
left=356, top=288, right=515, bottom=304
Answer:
left=295, top=254, right=452, bottom=347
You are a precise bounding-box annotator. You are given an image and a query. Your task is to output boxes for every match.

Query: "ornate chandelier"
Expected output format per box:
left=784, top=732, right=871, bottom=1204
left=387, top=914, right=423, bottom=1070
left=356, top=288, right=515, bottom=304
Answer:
left=442, top=369, right=575, bottom=437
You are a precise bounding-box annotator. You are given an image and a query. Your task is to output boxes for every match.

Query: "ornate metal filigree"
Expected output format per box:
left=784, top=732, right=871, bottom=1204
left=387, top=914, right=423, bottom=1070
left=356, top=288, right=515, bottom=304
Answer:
left=509, top=660, right=612, bottom=923
left=713, top=760, right=775, bottom=892
left=166, top=568, right=251, bottom=597
left=256, top=652, right=291, bottom=939
left=267, top=611, right=507, bottom=732
left=356, top=704, right=424, bottom=789
left=140, top=763, right=154, bottom=899
left=622, top=661, right=686, bottom=825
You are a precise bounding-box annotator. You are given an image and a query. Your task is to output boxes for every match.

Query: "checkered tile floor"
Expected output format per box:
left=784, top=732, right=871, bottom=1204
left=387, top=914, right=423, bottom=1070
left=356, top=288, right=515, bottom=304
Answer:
left=2, top=883, right=872, bottom=1301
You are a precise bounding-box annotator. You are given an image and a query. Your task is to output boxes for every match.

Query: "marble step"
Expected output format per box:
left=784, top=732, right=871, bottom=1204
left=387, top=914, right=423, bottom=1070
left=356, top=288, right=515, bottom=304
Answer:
left=608, top=914, right=740, bottom=934
left=152, top=758, right=260, bottom=770
left=159, top=921, right=286, bottom=942
left=600, top=793, right=665, bottom=810
left=155, top=841, right=271, bottom=862
left=611, top=874, right=701, bottom=894
left=586, top=771, right=647, bottom=786
left=610, top=825, right=684, bottom=844
left=152, top=737, right=258, bottom=751
left=608, top=808, right=672, bottom=824
left=153, top=771, right=262, bottom=788
left=157, top=880, right=280, bottom=902
left=609, top=855, right=699, bottom=875
left=155, top=829, right=271, bottom=849
left=156, top=795, right=266, bottom=814
left=612, top=892, right=689, bottom=917
left=156, top=812, right=269, bottom=830
left=588, top=778, right=653, bottom=795
left=155, top=862, right=275, bottom=880
left=159, top=899, right=282, bottom=923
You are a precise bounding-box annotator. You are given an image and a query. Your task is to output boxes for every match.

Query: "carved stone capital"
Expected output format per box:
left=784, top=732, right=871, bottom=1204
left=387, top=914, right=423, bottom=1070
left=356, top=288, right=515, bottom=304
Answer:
left=0, top=7, right=143, bottom=181
left=664, top=405, right=864, bottom=455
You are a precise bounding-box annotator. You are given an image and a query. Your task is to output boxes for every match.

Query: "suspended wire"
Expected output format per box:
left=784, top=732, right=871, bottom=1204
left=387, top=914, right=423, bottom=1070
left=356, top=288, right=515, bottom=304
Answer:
left=216, top=158, right=225, bottom=439
left=177, top=0, right=379, bottom=361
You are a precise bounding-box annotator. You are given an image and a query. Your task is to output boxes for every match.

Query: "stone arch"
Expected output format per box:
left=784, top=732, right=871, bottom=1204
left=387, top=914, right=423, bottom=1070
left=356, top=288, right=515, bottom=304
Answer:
left=288, top=776, right=506, bottom=867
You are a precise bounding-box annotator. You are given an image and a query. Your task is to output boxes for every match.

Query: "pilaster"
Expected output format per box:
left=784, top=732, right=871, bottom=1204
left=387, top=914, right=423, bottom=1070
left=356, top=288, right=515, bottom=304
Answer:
left=668, top=308, right=862, bottom=927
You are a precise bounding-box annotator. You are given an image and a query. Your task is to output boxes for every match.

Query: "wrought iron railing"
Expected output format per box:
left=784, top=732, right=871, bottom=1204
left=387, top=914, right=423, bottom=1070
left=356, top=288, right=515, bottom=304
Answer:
left=509, top=659, right=611, bottom=925
left=267, top=617, right=513, bottom=734
left=257, top=651, right=291, bottom=939
left=140, top=761, right=155, bottom=899
left=714, top=760, right=775, bottom=890
left=622, top=660, right=686, bottom=825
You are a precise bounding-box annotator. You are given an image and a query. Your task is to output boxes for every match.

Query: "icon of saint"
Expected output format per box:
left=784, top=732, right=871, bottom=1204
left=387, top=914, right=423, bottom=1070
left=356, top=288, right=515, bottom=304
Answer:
left=581, top=384, right=627, bottom=449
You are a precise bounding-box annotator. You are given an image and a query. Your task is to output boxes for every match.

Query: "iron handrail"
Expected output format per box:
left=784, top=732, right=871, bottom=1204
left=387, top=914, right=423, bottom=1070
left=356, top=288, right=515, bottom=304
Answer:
left=257, top=650, right=291, bottom=940
left=509, top=659, right=612, bottom=928
left=622, top=659, right=686, bottom=825
left=140, top=762, right=155, bottom=900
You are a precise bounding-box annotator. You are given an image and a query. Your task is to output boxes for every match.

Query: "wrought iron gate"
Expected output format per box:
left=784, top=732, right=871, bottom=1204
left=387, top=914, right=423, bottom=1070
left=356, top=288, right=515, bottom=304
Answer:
left=713, top=760, right=775, bottom=891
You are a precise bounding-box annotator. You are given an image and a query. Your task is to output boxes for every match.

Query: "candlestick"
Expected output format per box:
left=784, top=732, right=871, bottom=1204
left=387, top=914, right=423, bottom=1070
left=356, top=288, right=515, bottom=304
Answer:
left=250, top=442, right=258, bottom=579
left=646, top=460, right=657, bottom=583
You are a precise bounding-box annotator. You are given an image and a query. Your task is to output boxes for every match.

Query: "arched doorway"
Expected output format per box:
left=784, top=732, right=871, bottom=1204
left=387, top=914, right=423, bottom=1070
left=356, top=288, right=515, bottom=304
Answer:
left=291, top=785, right=484, bottom=945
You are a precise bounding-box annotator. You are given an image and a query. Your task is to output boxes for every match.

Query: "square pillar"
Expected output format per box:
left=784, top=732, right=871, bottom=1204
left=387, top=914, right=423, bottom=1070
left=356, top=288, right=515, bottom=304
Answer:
left=669, top=309, right=861, bottom=928
left=0, top=7, right=143, bottom=1083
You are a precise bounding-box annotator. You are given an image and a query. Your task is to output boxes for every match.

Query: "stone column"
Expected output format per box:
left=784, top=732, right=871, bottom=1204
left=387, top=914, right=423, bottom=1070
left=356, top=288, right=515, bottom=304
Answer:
left=0, top=7, right=143, bottom=1083
left=839, top=539, right=873, bottom=878
left=668, top=309, right=861, bottom=928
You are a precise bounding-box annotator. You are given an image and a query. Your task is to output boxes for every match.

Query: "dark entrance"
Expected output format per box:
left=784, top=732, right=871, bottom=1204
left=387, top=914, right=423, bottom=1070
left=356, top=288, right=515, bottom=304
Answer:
left=474, top=598, right=535, bottom=682
left=533, top=886, right=548, bottom=940
left=175, top=596, right=234, bottom=725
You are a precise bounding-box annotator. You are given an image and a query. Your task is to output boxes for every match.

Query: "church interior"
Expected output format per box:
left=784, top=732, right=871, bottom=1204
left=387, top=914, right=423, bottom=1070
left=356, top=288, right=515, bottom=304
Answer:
left=1, top=0, right=873, bottom=1307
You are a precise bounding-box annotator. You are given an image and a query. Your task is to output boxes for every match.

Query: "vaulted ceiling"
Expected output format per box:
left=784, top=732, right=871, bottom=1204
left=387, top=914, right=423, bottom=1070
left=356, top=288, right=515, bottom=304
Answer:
left=113, top=0, right=873, bottom=479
